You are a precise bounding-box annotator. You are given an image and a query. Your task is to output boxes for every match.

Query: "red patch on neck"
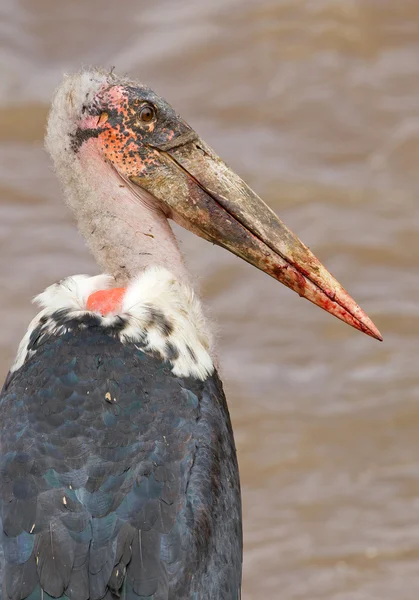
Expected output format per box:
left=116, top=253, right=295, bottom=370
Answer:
left=87, top=288, right=126, bottom=315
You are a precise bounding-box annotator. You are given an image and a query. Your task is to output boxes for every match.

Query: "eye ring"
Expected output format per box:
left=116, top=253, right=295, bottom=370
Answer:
left=139, top=104, right=155, bottom=123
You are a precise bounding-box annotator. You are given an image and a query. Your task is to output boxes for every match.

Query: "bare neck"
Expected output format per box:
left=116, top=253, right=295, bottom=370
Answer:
left=62, top=146, right=190, bottom=286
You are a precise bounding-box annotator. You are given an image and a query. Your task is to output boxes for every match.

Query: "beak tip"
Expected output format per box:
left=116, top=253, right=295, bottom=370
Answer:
left=336, top=288, right=382, bottom=342
left=368, top=324, right=383, bottom=342
left=356, top=312, right=382, bottom=341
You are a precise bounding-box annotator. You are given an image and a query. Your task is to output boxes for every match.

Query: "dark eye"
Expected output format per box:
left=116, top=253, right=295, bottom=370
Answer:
left=139, top=104, right=155, bottom=123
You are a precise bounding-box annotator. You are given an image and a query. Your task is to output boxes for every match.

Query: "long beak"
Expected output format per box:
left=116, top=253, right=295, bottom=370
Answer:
left=131, top=134, right=382, bottom=341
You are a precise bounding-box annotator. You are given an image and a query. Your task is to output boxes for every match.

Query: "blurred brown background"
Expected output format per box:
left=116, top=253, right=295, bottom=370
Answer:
left=1, top=1, right=419, bottom=598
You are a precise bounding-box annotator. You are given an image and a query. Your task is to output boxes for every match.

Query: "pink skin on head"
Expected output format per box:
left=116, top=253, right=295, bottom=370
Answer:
left=71, top=114, right=191, bottom=285
left=79, top=85, right=176, bottom=181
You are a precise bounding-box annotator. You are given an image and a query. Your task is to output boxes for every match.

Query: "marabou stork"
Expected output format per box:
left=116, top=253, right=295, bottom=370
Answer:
left=0, top=69, right=382, bottom=600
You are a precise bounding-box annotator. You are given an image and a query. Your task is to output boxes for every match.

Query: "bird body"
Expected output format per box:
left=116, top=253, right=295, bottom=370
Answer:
left=0, top=270, right=241, bottom=599
left=0, top=68, right=381, bottom=599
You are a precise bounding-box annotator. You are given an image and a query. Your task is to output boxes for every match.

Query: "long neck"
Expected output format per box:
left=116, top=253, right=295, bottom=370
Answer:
left=61, top=147, right=190, bottom=286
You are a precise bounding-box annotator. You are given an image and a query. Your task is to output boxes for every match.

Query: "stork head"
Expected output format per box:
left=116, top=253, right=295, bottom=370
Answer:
left=46, top=68, right=381, bottom=340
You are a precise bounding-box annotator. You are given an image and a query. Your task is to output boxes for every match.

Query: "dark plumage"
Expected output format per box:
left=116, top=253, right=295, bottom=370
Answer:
left=0, top=315, right=242, bottom=599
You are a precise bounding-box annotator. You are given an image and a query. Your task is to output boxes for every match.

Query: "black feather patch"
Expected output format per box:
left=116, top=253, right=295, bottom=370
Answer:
left=35, top=521, right=74, bottom=596
left=0, top=321, right=242, bottom=599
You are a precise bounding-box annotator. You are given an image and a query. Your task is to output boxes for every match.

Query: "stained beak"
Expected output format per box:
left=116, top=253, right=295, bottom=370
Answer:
left=130, top=132, right=382, bottom=341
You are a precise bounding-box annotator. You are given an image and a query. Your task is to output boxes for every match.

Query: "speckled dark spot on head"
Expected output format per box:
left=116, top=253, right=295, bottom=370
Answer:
left=71, top=127, right=105, bottom=152
left=186, top=345, right=197, bottom=364
left=146, top=307, right=173, bottom=336
left=82, top=83, right=196, bottom=182
left=165, top=341, right=180, bottom=361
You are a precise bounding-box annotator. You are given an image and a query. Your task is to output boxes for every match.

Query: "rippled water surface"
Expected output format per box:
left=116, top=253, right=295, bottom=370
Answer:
left=1, top=1, right=419, bottom=598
